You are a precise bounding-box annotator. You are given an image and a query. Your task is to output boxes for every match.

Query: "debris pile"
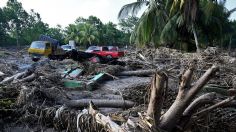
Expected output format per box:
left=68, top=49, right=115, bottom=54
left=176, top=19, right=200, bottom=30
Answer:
left=0, top=47, right=236, bottom=131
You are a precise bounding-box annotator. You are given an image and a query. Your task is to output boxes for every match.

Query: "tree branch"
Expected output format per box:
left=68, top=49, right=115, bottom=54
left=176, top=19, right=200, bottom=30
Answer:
left=194, top=96, right=235, bottom=117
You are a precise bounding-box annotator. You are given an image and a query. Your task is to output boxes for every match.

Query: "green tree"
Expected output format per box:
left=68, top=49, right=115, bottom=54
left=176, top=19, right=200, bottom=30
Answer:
left=118, top=16, right=139, bottom=45
left=46, top=25, right=65, bottom=44
left=78, top=23, right=99, bottom=47
left=65, top=24, right=81, bottom=43
left=102, top=22, right=119, bottom=45
left=21, top=9, right=48, bottom=44
left=0, top=8, right=9, bottom=45
left=119, top=0, right=170, bottom=48
left=3, top=0, right=29, bottom=47
left=119, top=0, right=234, bottom=52
left=118, top=16, right=139, bottom=34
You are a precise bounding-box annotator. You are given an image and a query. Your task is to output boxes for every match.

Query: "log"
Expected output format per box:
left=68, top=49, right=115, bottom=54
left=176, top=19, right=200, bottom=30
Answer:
left=146, top=71, right=168, bottom=127
left=117, top=69, right=156, bottom=76
left=0, top=67, right=35, bottom=84
left=0, top=71, right=4, bottom=77
left=0, top=72, right=25, bottom=84
left=17, top=73, right=37, bottom=83
left=65, top=99, right=135, bottom=108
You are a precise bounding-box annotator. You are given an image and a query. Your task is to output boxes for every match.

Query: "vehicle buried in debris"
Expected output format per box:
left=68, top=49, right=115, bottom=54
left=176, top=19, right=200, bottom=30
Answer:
left=85, top=46, right=125, bottom=59
left=28, top=35, right=124, bottom=64
left=28, top=35, right=67, bottom=62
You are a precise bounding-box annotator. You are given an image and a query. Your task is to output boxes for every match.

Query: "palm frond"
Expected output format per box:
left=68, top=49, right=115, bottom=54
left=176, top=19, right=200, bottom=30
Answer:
left=118, top=1, right=149, bottom=19
left=160, top=13, right=178, bottom=44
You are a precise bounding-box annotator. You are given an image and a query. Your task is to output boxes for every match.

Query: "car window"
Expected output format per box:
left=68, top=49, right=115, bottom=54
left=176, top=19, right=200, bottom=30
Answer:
left=45, top=43, right=50, bottom=49
left=102, top=47, right=109, bottom=51
left=88, top=46, right=98, bottom=50
left=62, top=45, right=71, bottom=49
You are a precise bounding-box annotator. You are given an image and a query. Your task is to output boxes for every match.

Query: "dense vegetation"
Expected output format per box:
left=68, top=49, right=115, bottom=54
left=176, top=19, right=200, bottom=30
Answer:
left=0, top=0, right=137, bottom=47
left=1, top=0, right=236, bottom=52
left=119, top=0, right=236, bottom=51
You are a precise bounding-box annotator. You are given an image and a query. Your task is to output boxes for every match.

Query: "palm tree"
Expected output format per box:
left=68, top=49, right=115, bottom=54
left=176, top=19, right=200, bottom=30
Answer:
left=78, top=23, right=99, bottom=47
left=65, top=24, right=80, bottom=43
left=118, top=0, right=234, bottom=52
left=119, top=0, right=171, bottom=47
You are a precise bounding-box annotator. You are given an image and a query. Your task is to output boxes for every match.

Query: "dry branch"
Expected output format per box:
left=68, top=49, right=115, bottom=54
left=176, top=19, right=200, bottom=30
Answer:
left=195, top=96, right=235, bottom=117
left=88, top=102, right=125, bottom=132
left=183, top=92, right=216, bottom=116
left=178, top=92, right=217, bottom=130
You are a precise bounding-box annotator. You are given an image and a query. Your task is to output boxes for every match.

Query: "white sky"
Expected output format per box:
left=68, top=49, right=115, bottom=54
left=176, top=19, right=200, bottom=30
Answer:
left=0, top=0, right=235, bottom=28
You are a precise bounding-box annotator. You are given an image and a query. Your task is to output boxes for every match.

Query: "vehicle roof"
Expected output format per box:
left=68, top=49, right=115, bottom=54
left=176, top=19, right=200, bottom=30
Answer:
left=32, top=41, right=49, bottom=43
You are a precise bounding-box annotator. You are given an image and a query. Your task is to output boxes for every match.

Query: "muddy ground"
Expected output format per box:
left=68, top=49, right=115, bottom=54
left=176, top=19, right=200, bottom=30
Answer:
left=0, top=47, right=236, bottom=131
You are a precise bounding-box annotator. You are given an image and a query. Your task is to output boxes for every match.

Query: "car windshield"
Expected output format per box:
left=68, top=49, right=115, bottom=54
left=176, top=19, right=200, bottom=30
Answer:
left=30, top=41, right=46, bottom=49
left=87, top=46, right=99, bottom=50
left=62, top=45, right=71, bottom=49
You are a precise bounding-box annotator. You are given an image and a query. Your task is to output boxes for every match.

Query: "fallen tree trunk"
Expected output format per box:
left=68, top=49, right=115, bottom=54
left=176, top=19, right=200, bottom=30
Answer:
left=0, top=67, right=35, bottom=84
left=65, top=99, right=135, bottom=108
left=17, top=73, right=37, bottom=83
left=117, top=69, right=156, bottom=76
left=0, top=71, right=4, bottom=77
left=0, top=71, right=26, bottom=84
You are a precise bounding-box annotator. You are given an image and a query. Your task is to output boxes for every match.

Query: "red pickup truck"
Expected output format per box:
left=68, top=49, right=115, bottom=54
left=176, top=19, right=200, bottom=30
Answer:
left=85, top=46, right=124, bottom=58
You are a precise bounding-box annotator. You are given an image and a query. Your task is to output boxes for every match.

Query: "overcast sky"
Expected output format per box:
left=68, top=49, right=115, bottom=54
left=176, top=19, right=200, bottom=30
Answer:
left=0, top=0, right=235, bottom=28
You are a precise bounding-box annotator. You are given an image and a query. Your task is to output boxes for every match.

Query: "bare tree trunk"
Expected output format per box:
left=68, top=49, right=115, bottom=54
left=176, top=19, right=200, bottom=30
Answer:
left=228, top=36, right=232, bottom=55
left=159, top=65, right=219, bottom=131
left=192, top=23, right=200, bottom=53
left=146, top=71, right=168, bottom=128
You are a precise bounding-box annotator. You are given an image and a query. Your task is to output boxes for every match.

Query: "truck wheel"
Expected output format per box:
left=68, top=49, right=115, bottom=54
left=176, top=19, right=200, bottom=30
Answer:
left=106, top=55, right=113, bottom=59
left=32, top=57, right=40, bottom=62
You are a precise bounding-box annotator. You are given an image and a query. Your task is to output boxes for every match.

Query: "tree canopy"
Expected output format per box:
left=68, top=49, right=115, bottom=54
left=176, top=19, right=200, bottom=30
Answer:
left=118, top=0, right=236, bottom=51
left=0, top=0, right=133, bottom=47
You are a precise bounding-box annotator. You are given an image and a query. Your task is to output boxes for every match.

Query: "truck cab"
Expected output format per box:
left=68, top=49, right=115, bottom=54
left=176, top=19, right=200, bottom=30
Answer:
left=28, top=41, right=52, bottom=61
left=28, top=41, right=66, bottom=61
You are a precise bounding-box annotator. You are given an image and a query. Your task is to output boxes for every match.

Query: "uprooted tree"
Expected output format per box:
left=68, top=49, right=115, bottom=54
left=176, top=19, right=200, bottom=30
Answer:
left=137, top=63, right=236, bottom=131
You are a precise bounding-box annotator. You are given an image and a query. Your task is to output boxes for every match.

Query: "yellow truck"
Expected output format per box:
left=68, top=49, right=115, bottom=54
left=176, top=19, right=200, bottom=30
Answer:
left=28, top=35, right=66, bottom=61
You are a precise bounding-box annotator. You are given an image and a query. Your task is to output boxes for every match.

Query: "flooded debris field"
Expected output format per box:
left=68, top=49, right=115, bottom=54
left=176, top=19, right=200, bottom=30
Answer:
left=0, top=47, right=236, bottom=132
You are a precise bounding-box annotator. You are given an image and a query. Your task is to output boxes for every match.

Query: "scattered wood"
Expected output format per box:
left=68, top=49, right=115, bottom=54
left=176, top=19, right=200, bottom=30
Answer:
left=0, top=71, right=4, bottom=77
left=117, top=69, right=156, bottom=76
left=195, top=96, right=235, bottom=117
left=88, top=102, right=125, bottom=132
left=65, top=99, right=135, bottom=108
left=0, top=72, right=25, bottom=84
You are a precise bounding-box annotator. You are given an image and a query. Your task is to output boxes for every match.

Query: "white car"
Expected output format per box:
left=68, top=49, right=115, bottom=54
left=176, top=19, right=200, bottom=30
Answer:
left=61, top=45, right=75, bottom=51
